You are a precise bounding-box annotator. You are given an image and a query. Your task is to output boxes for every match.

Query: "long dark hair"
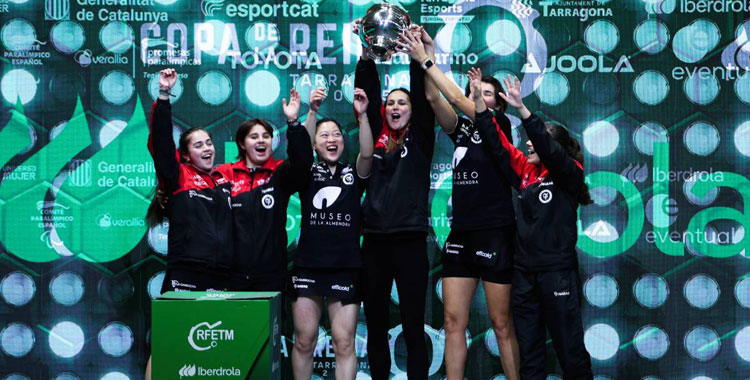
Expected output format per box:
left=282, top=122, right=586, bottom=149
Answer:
left=464, top=75, right=507, bottom=113
left=235, top=119, right=273, bottom=160
left=146, top=127, right=210, bottom=226
left=544, top=122, right=593, bottom=205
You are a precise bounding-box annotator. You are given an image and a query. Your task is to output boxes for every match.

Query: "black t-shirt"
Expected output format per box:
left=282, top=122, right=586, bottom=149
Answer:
left=448, top=114, right=515, bottom=231
left=295, top=162, right=365, bottom=268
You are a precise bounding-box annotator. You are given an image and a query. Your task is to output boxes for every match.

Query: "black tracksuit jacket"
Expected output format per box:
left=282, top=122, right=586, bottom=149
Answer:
left=354, top=59, right=436, bottom=234
left=229, top=121, right=313, bottom=280
left=475, top=110, right=584, bottom=271
left=149, top=99, right=234, bottom=272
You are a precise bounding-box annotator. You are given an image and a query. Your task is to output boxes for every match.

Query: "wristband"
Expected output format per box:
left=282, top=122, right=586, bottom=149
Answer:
left=420, top=58, right=434, bottom=70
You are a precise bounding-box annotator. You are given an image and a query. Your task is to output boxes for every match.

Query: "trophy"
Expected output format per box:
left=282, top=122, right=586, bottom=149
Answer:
left=359, top=3, right=411, bottom=62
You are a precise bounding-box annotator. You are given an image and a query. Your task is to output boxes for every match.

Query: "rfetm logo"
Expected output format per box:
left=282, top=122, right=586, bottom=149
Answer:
left=201, top=0, right=224, bottom=16
left=312, top=186, right=341, bottom=209
left=187, top=321, right=235, bottom=351
left=178, top=364, right=196, bottom=378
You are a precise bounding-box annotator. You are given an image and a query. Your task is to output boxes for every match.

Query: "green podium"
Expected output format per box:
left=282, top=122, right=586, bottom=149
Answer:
left=152, top=291, right=281, bottom=380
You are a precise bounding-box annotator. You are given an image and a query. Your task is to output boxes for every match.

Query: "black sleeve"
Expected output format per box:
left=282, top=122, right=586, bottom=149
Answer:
left=446, top=116, right=466, bottom=146
left=409, top=60, right=435, bottom=155
left=354, top=58, right=383, bottom=141
left=495, top=112, right=513, bottom=142
left=279, top=121, right=314, bottom=194
left=149, top=99, right=180, bottom=192
left=475, top=109, right=522, bottom=190
left=523, top=113, right=583, bottom=189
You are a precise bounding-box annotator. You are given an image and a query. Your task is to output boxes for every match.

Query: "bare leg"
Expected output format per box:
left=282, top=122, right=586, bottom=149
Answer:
left=328, top=298, right=360, bottom=380
left=484, top=281, right=521, bottom=380
left=292, top=296, right=324, bottom=380
left=442, top=277, right=479, bottom=380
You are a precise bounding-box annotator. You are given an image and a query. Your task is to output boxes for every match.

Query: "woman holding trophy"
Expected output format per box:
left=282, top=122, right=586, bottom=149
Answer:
left=353, top=5, right=435, bottom=379
left=398, top=29, right=522, bottom=380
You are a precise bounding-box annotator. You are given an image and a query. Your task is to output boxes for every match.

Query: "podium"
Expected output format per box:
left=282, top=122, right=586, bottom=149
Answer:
left=152, top=291, right=281, bottom=380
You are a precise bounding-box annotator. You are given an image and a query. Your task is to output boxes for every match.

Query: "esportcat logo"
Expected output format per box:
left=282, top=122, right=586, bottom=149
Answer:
left=188, top=321, right=234, bottom=351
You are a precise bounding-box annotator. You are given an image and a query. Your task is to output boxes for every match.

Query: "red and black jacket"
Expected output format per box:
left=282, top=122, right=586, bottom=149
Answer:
left=229, top=121, right=312, bottom=281
left=475, top=110, right=584, bottom=272
left=149, top=99, right=234, bottom=272
left=354, top=58, right=436, bottom=235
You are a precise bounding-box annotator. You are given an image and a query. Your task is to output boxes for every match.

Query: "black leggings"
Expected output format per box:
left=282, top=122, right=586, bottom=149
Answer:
left=361, top=233, right=429, bottom=380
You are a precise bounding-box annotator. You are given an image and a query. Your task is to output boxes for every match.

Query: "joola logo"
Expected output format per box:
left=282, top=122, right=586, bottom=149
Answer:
left=522, top=53, right=634, bottom=74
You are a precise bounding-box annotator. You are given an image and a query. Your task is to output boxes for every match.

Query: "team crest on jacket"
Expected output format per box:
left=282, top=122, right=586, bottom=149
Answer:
left=539, top=189, right=553, bottom=204
left=471, top=130, right=482, bottom=144
left=342, top=173, right=354, bottom=185
left=261, top=194, right=275, bottom=209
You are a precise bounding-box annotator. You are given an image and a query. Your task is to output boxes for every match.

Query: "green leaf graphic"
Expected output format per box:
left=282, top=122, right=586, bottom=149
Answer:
left=0, top=97, right=92, bottom=263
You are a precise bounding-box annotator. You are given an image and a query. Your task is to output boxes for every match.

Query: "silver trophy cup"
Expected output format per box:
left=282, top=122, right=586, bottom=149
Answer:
left=359, top=3, right=411, bottom=62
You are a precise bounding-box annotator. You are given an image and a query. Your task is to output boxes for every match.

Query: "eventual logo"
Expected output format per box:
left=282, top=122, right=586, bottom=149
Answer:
left=179, top=364, right=196, bottom=378
left=188, top=321, right=234, bottom=351
left=312, top=186, right=342, bottom=209
left=201, top=0, right=225, bottom=16
left=261, top=194, right=275, bottom=209
left=539, top=189, right=553, bottom=204
left=342, top=173, right=354, bottom=186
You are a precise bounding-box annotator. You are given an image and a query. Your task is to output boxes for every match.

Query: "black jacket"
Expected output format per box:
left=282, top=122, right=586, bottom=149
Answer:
left=475, top=110, right=584, bottom=271
left=354, top=58, right=436, bottom=235
left=448, top=114, right=515, bottom=231
left=229, top=121, right=313, bottom=281
left=149, top=99, right=234, bottom=272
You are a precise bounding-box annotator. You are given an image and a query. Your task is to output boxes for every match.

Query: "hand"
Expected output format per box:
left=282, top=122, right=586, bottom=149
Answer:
left=159, top=68, right=177, bottom=90
left=309, top=88, right=327, bottom=112
left=352, top=18, right=362, bottom=35
left=497, top=74, right=524, bottom=109
left=396, top=29, right=428, bottom=64
left=419, top=26, right=435, bottom=58
left=282, top=88, right=301, bottom=121
left=467, top=67, right=483, bottom=101
left=353, top=88, right=369, bottom=115
left=156, top=188, right=169, bottom=210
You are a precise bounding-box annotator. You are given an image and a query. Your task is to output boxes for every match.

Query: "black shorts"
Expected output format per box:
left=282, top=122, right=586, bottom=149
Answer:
left=442, top=227, right=514, bottom=284
left=225, top=271, right=287, bottom=292
left=160, top=268, right=227, bottom=293
left=290, top=267, right=361, bottom=305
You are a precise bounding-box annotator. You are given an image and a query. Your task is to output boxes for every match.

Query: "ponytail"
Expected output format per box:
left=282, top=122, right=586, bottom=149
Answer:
left=544, top=123, right=593, bottom=205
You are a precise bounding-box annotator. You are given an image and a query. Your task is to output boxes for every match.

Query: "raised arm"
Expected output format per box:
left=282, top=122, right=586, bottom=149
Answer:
left=499, top=75, right=582, bottom=188
left=399, top=29, right=477, bottom=121
left=470, top=71, right=527, bottom=188
left=353, top=88, right=374, bottom=178
left=354, top=57, right=383, bottom=142
left=399, top=27, right=458, bottom=134
left=148, top=68, right=180, bottom=192
left=280, top=88, right=314, bottom=192
left=304, top=87, right=327, bottom=145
